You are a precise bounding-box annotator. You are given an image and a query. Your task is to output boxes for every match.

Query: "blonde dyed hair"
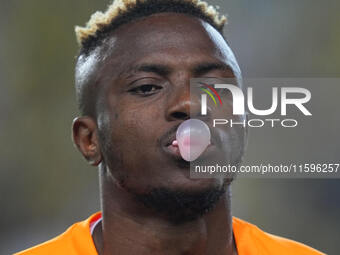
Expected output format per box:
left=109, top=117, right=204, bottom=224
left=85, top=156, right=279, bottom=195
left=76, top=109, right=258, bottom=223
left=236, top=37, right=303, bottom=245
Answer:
left=75, top=0, right=227, bottom=54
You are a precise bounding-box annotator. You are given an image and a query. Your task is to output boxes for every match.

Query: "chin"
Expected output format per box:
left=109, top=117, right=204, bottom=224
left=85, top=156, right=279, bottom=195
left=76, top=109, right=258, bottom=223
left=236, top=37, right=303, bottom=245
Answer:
left=178, top=177, right=224, bottom=191
left=134, top=180, right=227, bottom=225
left=160, top=168, right=225, bottom=192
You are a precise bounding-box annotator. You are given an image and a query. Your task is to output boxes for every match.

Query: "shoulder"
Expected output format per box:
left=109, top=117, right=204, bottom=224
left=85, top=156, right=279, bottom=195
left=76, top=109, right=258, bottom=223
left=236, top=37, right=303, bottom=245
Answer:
left=14, top=212, right=101, bottom=255
left=232, top=217, right=325, bottom=255
left=15, top=224, right=79, bottom=255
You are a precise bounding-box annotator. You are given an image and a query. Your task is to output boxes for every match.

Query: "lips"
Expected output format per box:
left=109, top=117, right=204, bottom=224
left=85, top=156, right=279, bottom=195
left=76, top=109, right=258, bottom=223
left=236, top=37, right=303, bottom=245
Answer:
left=164, top=137, right=215, bottom=161
left=164, top=133, right=216, bottom=147
left=164, top=134, right=177, bottom=147
left=166, top=141, right=181, bottom=157
left=163, top=131, right=217, bottom=147
left=161, top=122, right=218, bottom=161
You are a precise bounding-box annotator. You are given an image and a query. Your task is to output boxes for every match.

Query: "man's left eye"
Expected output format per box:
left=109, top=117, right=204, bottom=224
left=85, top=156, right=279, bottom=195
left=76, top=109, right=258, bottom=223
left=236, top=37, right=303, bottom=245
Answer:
left=129, top=84, right=162, bottom=96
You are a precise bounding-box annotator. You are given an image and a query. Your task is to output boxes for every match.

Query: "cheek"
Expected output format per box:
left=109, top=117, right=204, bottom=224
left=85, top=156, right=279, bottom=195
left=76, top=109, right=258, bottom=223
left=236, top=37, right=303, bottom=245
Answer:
left=107, top=103, right=163, bottom=165
left=113, top=94, right=163, bottom=131
left=229, top=124, right=246, bottom=163
left=212, top=101, right=246, bottom=163
left=118, top=106, right=161, bottom=139
left=106, top=107, right=167, bottom=191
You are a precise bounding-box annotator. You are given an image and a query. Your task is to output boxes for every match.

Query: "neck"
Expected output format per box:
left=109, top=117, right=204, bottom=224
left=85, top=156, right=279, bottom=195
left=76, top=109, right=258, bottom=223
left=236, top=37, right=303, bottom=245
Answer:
left=94, top=167, right=237, bottom=255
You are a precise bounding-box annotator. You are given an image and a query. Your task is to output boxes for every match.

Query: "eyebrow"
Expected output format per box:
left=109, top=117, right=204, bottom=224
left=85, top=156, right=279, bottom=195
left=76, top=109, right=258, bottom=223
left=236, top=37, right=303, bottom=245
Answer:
left=192, top=62, right=233, bottom=76
left=125, top=61, right=233, bottom=78
left=132, top=64, right=171, bottom=77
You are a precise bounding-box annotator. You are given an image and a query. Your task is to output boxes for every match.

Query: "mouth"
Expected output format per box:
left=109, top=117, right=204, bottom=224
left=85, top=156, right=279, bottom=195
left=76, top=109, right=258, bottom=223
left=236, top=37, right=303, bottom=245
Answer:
left=163, top=138, right=215, bottom=161
left=165, top=140, right=181, bottom=157
left=160, top=121, right=219, bottom=162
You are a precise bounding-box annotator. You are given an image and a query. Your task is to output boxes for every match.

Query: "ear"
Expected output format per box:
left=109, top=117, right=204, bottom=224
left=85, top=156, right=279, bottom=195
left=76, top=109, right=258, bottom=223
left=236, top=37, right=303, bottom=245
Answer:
left=72, top=117, right=102, bottom=166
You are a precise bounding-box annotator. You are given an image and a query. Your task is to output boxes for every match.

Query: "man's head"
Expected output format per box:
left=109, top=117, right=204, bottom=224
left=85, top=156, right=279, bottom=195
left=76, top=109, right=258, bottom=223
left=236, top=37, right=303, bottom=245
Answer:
left=74, top=0, right=229, bottom=118
left=72, top=0, right=246, bottom=224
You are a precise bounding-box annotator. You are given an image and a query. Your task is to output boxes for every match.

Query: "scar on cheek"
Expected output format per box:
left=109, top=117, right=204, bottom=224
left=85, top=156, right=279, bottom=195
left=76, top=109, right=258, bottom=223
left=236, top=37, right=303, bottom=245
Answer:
left=114, top=113, right=119, bottom=120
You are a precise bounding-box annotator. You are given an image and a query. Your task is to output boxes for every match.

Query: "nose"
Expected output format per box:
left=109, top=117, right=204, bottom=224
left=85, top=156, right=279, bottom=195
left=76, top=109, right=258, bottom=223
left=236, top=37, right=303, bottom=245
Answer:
left=166, top=82, right=210, bottom=121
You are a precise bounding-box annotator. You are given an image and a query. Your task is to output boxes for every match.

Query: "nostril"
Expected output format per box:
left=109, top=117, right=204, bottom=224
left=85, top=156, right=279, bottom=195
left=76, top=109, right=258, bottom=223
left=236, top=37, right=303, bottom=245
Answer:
left=171, top=112, right=189, bottom=120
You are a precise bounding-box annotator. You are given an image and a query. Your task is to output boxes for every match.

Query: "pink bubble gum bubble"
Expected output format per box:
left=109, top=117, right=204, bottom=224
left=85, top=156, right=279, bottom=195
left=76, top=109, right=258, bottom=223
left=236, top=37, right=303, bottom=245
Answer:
left=176, top=119, right=211, bottom=162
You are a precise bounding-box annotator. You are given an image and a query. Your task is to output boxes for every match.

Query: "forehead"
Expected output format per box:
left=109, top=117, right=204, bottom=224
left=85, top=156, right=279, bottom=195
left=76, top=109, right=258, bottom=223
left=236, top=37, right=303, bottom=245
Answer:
left=101, top=13, right=238, bottom=73
left=107, top=13, right=220, bottom=57
left=76, top=13, right=240, bottom=90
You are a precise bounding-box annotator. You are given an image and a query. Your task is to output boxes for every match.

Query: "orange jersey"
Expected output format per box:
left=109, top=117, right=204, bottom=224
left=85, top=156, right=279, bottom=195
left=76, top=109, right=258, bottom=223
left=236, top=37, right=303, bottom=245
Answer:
left=15, top=212, right=325, bottom=255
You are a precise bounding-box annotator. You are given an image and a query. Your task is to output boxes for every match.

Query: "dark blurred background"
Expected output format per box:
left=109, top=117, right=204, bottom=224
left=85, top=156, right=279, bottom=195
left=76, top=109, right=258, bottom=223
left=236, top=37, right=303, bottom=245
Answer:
left=0, top=0, right=339, bottom=254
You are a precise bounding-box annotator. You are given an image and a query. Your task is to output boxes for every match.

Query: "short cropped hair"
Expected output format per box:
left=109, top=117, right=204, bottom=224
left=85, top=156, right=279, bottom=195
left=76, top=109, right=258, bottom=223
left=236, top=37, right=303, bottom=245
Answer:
left=75, top=0, right=227, bottom=56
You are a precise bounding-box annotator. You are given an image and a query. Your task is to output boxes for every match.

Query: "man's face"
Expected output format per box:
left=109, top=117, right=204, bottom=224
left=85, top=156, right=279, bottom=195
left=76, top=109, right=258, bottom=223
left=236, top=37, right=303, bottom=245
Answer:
left=90, top=13, right=245, bottom=198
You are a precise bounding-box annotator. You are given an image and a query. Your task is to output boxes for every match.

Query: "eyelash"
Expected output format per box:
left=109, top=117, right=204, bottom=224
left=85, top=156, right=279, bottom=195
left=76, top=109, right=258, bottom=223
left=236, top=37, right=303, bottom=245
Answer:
left=128, top=84, right=163, bottom=96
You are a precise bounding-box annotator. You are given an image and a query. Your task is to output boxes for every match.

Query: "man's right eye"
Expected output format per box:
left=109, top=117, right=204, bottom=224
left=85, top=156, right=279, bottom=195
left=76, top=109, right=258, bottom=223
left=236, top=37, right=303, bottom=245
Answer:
left=128, top=84, right=162, bottom=96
